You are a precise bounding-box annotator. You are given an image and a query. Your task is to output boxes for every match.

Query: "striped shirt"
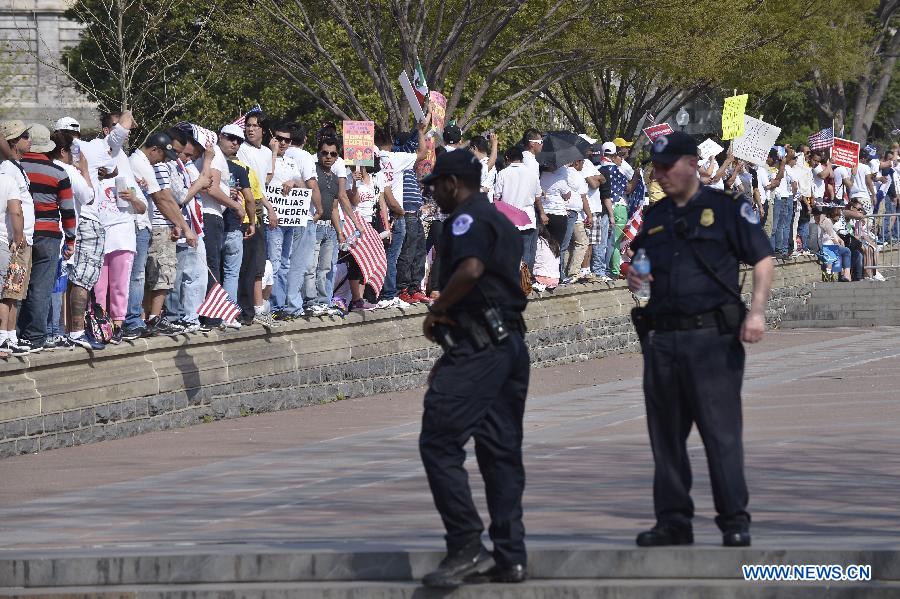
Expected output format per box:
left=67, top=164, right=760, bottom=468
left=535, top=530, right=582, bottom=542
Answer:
left=20, top=152, right=75, bottom=243
left=151, top=163, right=173, bottom=227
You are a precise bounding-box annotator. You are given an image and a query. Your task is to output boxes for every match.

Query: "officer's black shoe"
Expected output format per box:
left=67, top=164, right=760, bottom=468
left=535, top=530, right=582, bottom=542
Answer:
left=723, top=530, right=751, bottom=547
left=636, top=524, right=694, bottom=547
left=422, top=541, right=493, bottom=588
left=485, top=563, right=528, bottom=583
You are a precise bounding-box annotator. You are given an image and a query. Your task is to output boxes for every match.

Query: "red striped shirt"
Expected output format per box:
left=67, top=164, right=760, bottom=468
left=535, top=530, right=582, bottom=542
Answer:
left=21, top=152, right=75, bottom=243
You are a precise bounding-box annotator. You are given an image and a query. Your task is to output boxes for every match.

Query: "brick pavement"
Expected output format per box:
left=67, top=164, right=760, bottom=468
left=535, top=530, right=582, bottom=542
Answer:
left=1, top=327, right=898, bottom=557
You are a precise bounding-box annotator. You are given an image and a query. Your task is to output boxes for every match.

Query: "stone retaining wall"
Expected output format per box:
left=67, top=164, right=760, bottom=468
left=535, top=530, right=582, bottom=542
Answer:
left=0, top=259, right=822, bottom=458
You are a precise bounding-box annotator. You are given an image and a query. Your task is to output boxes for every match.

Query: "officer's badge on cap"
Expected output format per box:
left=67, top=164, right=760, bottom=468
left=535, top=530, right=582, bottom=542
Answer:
left=649, top=131, right=699, bottom=165
left=653, top=136, right=669, bottom=153
left=452, top=214, right=474, bottom=236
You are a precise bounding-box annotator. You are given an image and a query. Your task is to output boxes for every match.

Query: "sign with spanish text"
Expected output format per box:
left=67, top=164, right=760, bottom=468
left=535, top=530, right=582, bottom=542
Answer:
left=698, top=138, right=725, bottom=161
left=721, top=94, right=749, bottom=140
left=342, top=121, right=375, bottom=167
left=831, top=137, right=860, bottom=169
left=264, top=186, right=312, bottom=227
left=731, top=115, right=781, bottom=167
left=429, top=91, right=447, bottom=133
left=643, top=123, right=674, bottom=141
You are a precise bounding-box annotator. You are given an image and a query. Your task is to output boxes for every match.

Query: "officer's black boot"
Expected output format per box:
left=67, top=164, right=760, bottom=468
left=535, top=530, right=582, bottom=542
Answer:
left=422, top=540, right=493, bottom=588
left=636, top=523, right=694, bottom=547
left=723, top=530, right=751, bottom=547
left=477, top=563, right=527, bottom=583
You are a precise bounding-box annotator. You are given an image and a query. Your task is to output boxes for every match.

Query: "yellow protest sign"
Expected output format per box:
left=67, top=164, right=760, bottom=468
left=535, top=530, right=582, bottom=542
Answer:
left=721, top=94, right=749, bottom=140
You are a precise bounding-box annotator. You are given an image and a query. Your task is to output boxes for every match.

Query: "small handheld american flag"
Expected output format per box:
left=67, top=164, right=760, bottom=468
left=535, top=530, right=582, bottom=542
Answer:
left=232, top=104, right=262, bottom=130
left=808, top=127, right=834, bottom=151
left=198, top=282, right=241, bottom=323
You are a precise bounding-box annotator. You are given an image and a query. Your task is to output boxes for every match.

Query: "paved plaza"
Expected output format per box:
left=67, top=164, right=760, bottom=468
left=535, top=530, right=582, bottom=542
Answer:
left=1, top=327, right=898, bottom=559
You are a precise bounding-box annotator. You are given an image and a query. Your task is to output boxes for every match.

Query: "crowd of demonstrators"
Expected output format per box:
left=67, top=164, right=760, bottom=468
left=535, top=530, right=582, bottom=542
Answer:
left=1, top=104, right=898, bottom=358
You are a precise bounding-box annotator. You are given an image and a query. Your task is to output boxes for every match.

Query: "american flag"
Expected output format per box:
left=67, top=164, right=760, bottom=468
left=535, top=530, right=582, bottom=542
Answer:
left=198, top=282, right=241, bottom=323
left=808, top=127, right=834, bottom=150
left=644, top=110, right=656, bottom=124
left=341, top=219, right=387, bottom=296
left=601, top=162, right=629, bottom=202
left=232, top=104, right=262, bottom=130
left=620, top=208, right=644, bottom=258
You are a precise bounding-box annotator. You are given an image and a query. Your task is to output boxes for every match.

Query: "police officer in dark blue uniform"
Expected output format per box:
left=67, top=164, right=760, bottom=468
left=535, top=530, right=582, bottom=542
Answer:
left=627, top=132, right=774, bottom=548
left=418, top=149, right=530, bottom=588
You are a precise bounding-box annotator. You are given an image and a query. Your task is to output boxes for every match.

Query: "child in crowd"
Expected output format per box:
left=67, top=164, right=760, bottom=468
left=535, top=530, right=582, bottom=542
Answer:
left=532, top=223, right=561, bottom=292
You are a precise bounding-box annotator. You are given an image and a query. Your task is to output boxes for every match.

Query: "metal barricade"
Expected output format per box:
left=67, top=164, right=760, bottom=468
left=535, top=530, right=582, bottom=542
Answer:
left=863, top=213, right=900, bottom=273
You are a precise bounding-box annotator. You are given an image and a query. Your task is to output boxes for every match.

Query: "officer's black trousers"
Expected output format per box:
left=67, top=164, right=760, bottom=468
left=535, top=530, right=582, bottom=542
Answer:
left=419, top=333, right=530, bottom=567
left=641, top=327, right=750, bottom=532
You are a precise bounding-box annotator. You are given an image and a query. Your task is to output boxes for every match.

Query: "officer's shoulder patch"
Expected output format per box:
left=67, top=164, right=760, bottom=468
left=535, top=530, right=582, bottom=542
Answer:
left=739, top=201, right=759, bottom=224
left=452, top=213, right=474, bottom=236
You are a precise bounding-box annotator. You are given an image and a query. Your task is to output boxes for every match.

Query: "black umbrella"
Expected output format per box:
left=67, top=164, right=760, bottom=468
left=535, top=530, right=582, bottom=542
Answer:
left=547, top=130, right=592, bottom=154
left=536, top=132, right=586, bottom=170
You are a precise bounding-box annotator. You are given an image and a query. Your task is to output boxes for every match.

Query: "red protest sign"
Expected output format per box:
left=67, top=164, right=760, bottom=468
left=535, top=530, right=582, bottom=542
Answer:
left=831, top=137, right=859, bottom=169
left=643, top=123, right=674, bottom=141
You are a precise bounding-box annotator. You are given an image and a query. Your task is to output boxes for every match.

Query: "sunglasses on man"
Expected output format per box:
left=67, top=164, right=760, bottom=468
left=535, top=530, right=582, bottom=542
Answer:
left=223, top=133, right=243, bottom=143
left=320, top=150, right=339, bottom=158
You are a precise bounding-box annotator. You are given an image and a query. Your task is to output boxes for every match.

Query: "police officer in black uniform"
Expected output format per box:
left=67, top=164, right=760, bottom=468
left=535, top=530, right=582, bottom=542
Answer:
left=418, top=149, right=530, bottom=588
left=627, top=132, right=774, bottom=548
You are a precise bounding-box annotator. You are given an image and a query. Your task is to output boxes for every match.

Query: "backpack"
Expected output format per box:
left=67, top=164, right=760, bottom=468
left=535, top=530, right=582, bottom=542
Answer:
left=85, top=289, right=114, bottom=343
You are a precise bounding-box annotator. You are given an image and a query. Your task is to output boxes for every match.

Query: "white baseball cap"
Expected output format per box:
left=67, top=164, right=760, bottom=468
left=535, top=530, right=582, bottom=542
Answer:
left=55, top=117, right=80, bottom=133
left=220, top=123, right=245, bottom=141
left=601, top=141, right=617, bottom=155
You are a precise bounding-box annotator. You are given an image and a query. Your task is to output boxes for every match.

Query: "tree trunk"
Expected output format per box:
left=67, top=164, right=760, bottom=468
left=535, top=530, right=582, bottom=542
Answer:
left=850, top=26, right=900, bottom=141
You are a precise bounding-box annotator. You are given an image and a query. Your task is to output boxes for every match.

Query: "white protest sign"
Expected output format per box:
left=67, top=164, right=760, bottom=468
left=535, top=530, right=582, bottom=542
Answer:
left=399, top=71, right=426, bottom=122
left=698, top=138, right=725, bottom=161
left=264, top=186, right=312, bottom=226
left=731, top=116, right=781, bottom=167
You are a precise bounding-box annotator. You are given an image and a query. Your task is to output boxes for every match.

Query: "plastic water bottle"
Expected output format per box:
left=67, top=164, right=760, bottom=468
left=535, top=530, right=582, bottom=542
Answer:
left=631, top=249, right=651, bottom=300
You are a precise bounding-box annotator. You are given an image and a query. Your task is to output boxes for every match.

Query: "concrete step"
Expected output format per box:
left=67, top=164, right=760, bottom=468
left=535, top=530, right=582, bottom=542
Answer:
left=779, top=319, right=881, bottom=328
left=2, top=548, right=897, bottom=587
left=3, top=579, right=898, bottom=599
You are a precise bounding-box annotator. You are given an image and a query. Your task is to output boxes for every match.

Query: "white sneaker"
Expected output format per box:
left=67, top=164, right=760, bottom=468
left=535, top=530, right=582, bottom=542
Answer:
left=307, top=304, right=328, bottom=315
left=221, top=321, right=242, bottom=330
left=599, top=275, right=613, bottom=282
left=874, top=272, right=886, bottom=282
left=532, top=282, right=547, bottom=292
left=376, top=297, right=411, bottom=309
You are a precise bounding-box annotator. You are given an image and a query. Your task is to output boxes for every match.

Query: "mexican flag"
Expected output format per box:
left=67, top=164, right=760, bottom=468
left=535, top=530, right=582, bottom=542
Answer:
left=412, top=60, right=428, bottom=108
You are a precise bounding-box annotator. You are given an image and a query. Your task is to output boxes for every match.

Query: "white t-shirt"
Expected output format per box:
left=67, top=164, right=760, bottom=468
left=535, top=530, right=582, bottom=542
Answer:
left=0, top=173, right=19, bottom=244
left=0, top=160, right=34, bottom=245
left=378, top=150, right=417, bottom=199
left=284, top=146, right=317, bottom=182
left=494, top=162, right=540, bottom=230
left=618, top=159, right=635, bottom=180
left=777, top=164, right=796, bottom=198
left=566, top=166, right=588, bottom=212
left=270, top=154, right=304, bottom=188
left=129, top=150, right=162, bottom=229
left=201, top=145, right=232, bottom=217
left=849, top=163, right=872, bottom=199
left=833, top=166, right=852, bottom=200
left=701, top=157, right=724, bottom=190
left=480, top=156, right=497, bottom=198
left=354, top=178, right=378, bottom=220
left=795, top=161, right=813, bottom=196
left=237, top=142, right=273, bottom=188
left=55, top=161, right=99, bottom=222
left=540, top=166, right=571, bottom=216
left=581, top=160, right=605, bottom=214
left=812, top=165, right=827, bottom=199
left=522, top=151, right=540, bottom=180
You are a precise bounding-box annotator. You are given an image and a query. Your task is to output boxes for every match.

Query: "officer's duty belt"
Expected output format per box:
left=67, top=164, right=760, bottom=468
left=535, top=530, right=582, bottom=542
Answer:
left=648, top=310, right=722, bottom=332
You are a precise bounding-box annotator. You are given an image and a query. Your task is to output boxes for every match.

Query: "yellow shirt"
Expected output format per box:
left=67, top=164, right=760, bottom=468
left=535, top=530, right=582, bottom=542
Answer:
left=229, top=158, right=264, bottom=224
left=648, top=179, right=665, bottom=204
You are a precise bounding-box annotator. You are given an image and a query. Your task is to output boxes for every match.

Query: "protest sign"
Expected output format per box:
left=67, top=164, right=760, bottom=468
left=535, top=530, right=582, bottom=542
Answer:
left=429, top=91, right=447, bottom=132
left=342, top=121, right=375, bottom=167
left=264, top=186, right=312, bottom=227
left=731, top=116, right=781, bottom=166
left=721, top=94, right=749, bottom=139
left=831, top=137, right=860, bottom=168
left=416, top=133, right=436, bottom=178
left=698, top=138, right=725, bottom=161
left=643, top=123, right=673, bottom=141
left=399, top=71, right=426, bottom=121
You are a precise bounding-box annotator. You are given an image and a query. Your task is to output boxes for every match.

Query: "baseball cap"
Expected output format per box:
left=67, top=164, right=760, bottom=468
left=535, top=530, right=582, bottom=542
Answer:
left=648, top=131, right=699, bottom=165
left=601, top=141, right=617, bottom=155
left=28, top=123, right=55, bottom=153
left=54, top=117, right=80, bottom=133
left=613, top=137, right=633, bottom=147
left=443, top=123, right=463, bottom=144
left=220, top=123, right=245, bottom=141
left=146, top=131, right=178, bottom=160
left=0, top=120, right=29, bottom=141
left=421, top=148, right=482, bottom=186
left=865, top=144, right=878, bottom=159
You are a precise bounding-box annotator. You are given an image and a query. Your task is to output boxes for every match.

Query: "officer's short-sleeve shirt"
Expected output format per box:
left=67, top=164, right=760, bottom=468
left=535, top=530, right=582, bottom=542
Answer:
left=438, top=193, right=527, bottom=315
left=630, top=187, right=772, bottom=316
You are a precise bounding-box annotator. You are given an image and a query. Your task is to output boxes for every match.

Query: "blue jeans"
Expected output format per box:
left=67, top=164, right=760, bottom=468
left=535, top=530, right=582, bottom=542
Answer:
left=267, top=225, right=295, bottom=309
left=824, top=244, right=851, bottom=270
left=125, top=226, right=152, bottom=329
left=798, top=221, right=810, bottom=251
left=18, top=236, right=60, bottom=344
left=770, top=196, right=793, bottom=254
left=303, top=223, right=339, bottom=306
left=47, top=292, right=64, bottom=337
left=380, top=216, right=406, bottom=300
left=520, top=228, right=537, bottom=273
left=590, top=214, right=611, bottom=276
left=165, top=242, right=207, bottom=324
left=223, top=230, right=243, bottom=303
left=285, top=224, right=315, bottom=314
left=559, top=211, right=578, bottom=280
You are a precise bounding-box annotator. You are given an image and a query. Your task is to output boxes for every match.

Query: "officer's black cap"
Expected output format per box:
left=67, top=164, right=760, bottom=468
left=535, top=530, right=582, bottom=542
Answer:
left=649, top=131, right=698, bottom=165
left=421, top=148, right=482, bottom=186
left=146, top=131, right=178, bottom=161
